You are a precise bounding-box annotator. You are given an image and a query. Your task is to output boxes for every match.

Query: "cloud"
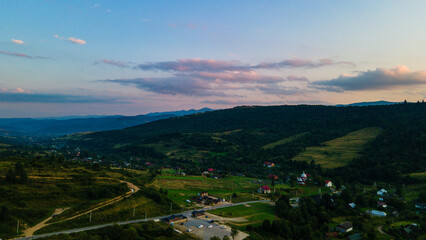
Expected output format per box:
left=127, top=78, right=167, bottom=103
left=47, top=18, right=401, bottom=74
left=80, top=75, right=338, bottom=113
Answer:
left=135, top=59, right=245, bottom=72
left=286, top=75, right=309, bottom=82
left=257, top=85, right=311, bottom=96
left=95, top=59, right=129, bottom=68
left=0, top=91, right=123, bottom=103
left=0, top=50, right=46, bottom=59
left=11, top=39, right=24, bottom=45
left=312, top=65, right=426, bottom=92
left=55, top=35, right=86, bottom=45
left=67, top=37, right=86, bottom=45
left=131, top=58, right=353, bottom=73
left=100, top=77, right=226, bottom=97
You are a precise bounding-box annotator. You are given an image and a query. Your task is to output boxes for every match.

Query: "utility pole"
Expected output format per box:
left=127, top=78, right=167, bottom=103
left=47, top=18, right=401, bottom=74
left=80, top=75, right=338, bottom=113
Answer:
left=230, top=195, right=232, bottom=203
left=89, top=212, right=92, bottom=223
left=133, top=206, right=136, bottom=217
left=17, top=220, right=19, bottom=234
left=170, top=202, right=172, bottom=212
left=145, top=211, right=147, bottom=221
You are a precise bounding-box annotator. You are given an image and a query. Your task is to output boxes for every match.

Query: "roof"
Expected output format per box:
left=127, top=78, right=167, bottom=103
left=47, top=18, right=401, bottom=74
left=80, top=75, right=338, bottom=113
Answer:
left=260, top=185, right=271, bottom=190
left=348, top=203, right=356, bottom=208
left=325, top=180, right=331, bottom=184
left=208, top=168, right=214, bottom=172
left=337, top=221, right=353, bottom=230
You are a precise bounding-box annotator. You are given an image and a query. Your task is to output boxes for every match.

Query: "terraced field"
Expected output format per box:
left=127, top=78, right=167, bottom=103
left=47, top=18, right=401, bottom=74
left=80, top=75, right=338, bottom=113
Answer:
left=292, top=127, right=383, bottom=168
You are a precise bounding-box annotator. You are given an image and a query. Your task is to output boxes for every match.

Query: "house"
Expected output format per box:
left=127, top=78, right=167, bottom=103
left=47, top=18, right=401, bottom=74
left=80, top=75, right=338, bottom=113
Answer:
left=268, top=174, right=278, bottom=179
left=263, top=162, right=275, bottom=168
left=200, top=192, right=208, bottom=197
left=162, top=214, right=187, bottom=224
left=192, top=210, right=205, bottom=218
left=377, top=189, right=387, bottom=196
left=325, top=180, right=333, bottom=187
left=258, top=185, right=271, bottom=194
left=145, top=162, right=152, bottom=166
left=208, top=168, right=214, bottom=172
left=377, top=201, right=387, bottom=208
left=202, top=171, right=210, bottom=176
left=366, top=210, right=387, bottom=217
left=336, top=221, right=353, bottom=233
left=297, top=172, right=308, bottom=185
left=348, top=202, right=356, bottom=208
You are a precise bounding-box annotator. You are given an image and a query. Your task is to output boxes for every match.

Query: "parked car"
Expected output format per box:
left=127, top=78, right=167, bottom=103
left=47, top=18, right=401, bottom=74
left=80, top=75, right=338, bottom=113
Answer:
left=197, top=225, right=204, bottom=228
left=207, top=225, right=213, bottom=228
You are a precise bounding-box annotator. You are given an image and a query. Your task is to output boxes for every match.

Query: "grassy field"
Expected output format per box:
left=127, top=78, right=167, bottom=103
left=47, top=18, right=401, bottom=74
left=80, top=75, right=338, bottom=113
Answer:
left=262, top=132, right=309, bottom=150
left=292, top=127, right=383, bottom=168
left=36, top=191, right=175, bottom=235
left=151, top=175, right=264, bottom=207
left=208, top=202, right=275, bottom=230
left=0, top=159, right=136, bottom=239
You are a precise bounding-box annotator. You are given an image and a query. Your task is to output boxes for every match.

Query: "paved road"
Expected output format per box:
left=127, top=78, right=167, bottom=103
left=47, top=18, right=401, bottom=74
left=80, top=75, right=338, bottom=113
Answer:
left=12, top=200, right=269, bottom=240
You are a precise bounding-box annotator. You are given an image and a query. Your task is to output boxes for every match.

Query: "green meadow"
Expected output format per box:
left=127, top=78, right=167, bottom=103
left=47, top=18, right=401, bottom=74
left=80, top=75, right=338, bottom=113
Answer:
left=292, top=127, right=383, bottom=168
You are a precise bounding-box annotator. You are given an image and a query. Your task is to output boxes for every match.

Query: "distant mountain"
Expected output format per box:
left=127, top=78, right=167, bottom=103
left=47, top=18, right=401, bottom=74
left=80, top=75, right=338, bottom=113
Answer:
left=146, top=107, right=213, bottom=117
left=336, top=100, right=400, bottom=107
left=0, top=108, right=213, bottom=136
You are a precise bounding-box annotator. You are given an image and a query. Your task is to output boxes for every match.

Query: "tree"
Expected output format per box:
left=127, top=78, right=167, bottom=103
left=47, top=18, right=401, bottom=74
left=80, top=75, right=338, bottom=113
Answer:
left=223, top=236, right=230, bottom=240
left=230, top=226, right=238, bottom=240
left=210, top=237, right=221, bottom=240
left=14, top=162, right=28, bottom=183
left=5, top=168, right=16, bottom=184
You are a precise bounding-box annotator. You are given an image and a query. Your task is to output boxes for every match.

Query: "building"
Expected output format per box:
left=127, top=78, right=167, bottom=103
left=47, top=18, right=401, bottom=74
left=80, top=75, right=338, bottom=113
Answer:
left=366, top=210, right=387, bottom=217
left=162, top=214, right=187, bottom=224
left=200, top=192, right=208, bottom=197
left=202, top=171, right=210, bottom=176
left=268, top=174, right=278, bottom=179
left=258, top=185, right=271, bottom=194
left=377, top=201, right=387, bottom=208
left=336, top=221, right=353, bottom=233
left=377, top=189, right=387, bottom=196
left=348, top=202, right=356, bottom=208
left=297, top=171, right=308, bottom=185
left=263, top=162, right=275, bottom=168
left=325, top=180, right=333, bottom=187
left=192, top=210, right=205, bottom=218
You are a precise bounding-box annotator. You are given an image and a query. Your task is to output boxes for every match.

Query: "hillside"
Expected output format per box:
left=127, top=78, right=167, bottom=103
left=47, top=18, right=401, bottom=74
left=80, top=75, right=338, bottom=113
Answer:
left=65, top=103, right=426, bottom=182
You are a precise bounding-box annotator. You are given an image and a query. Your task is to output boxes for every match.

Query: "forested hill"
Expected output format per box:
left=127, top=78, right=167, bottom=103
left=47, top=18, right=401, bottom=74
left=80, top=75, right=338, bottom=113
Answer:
left=67, top=103, right=426, bottom=182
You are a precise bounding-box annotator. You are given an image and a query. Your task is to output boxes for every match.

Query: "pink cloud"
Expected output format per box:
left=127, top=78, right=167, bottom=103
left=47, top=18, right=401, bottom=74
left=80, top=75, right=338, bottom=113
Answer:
left=67, top=37, right=86, bottom=45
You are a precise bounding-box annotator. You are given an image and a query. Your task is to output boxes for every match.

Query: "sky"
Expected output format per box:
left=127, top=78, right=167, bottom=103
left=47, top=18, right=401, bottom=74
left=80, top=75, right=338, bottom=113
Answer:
left=1, top=0, right=426, bottom=117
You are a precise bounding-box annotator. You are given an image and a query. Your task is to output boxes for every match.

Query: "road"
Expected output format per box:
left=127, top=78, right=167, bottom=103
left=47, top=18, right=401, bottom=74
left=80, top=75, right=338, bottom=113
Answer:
left=12, top=200, right=269, bottom=240
left=19, top=178, right=140, bottom=238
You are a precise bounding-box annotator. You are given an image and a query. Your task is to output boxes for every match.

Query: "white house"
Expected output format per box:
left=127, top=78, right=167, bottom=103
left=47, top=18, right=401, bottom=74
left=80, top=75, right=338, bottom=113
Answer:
left=377, top=189, right=387, bottom=196
left=325, top=180, right=333, bottom=187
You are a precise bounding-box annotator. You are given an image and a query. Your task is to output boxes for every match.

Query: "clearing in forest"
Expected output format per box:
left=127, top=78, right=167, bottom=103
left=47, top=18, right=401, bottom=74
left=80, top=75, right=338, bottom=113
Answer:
left=292, top=127, right=382, bottom=168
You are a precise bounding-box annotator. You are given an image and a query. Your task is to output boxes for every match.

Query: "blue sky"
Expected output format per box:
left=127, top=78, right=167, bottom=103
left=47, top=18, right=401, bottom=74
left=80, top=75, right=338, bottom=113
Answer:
left=1, top=0, right=426, bottom=117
